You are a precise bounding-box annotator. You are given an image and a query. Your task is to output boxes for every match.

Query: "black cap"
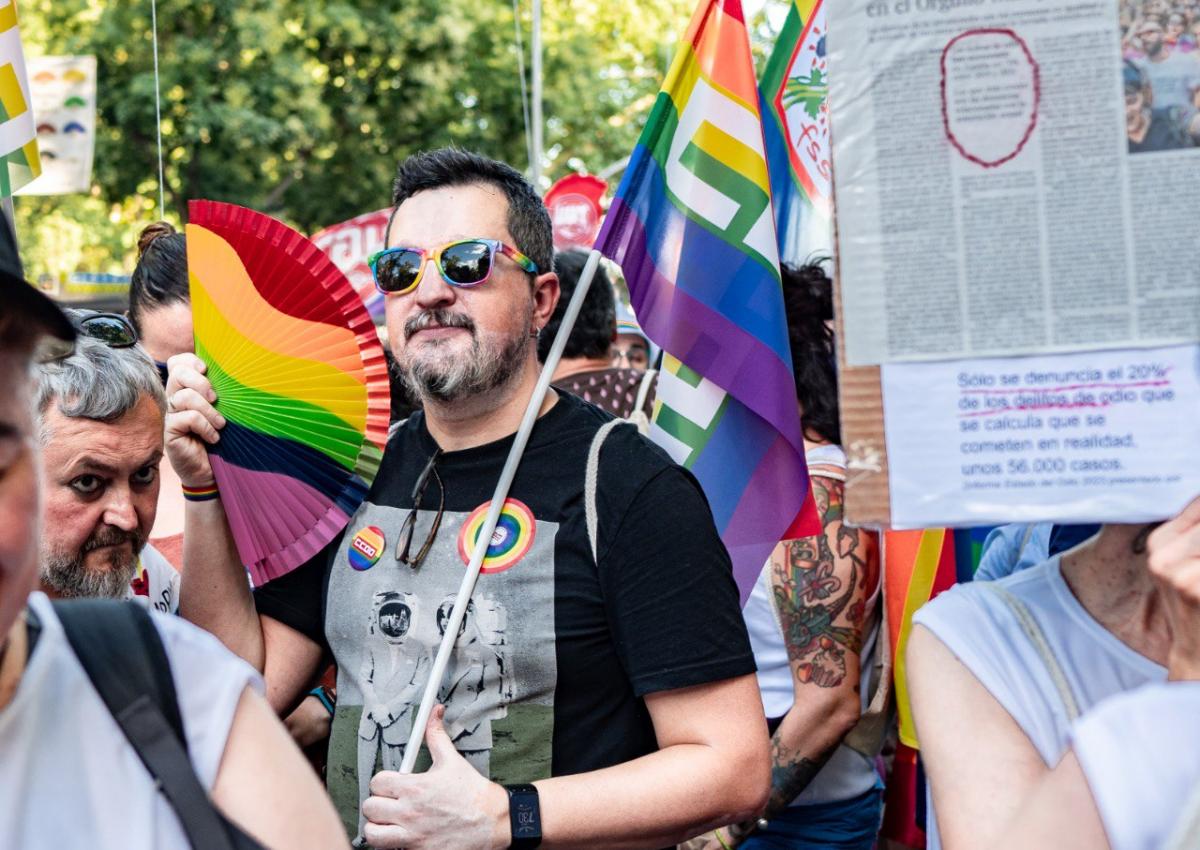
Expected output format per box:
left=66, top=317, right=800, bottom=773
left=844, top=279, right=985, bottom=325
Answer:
left=0, top=212, right=74, bottom=344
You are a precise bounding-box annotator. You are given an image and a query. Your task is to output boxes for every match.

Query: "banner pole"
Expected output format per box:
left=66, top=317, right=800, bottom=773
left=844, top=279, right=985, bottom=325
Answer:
left=398, top=248, right=604, bottom=774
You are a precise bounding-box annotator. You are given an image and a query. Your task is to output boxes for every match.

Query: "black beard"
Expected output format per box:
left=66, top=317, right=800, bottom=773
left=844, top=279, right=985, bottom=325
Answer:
left=397, top=311, right=531, bottom=404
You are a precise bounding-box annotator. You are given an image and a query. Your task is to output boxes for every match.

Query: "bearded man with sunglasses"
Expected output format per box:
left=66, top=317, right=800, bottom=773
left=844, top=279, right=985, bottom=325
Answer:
left=170, top=148, right=770, bottom=850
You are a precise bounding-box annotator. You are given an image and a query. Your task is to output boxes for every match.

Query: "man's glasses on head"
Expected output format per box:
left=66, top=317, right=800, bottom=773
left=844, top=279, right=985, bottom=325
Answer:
left=36, top=310, right=138, bottom=363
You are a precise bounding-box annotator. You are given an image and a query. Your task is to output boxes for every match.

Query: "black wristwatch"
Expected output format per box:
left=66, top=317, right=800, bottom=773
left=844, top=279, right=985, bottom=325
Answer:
left=504, top=783, right=542, bottom=848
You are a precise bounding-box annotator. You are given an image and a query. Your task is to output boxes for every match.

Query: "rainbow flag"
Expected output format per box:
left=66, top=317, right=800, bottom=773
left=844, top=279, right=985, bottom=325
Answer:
left=0, top=0, right=39, bottom=196
left=596, top=0, right=816, bottom=602
left=884, top=528, right=959, bottom=748
left=759, top=0, right=831, bottom=263
left=879, top=528, right=960, bottom=849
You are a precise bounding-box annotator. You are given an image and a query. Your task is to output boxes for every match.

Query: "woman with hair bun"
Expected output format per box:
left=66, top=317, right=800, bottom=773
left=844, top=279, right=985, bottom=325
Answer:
left=127, top=222, right=192, bottom=572
left=130, top=221, right=192, bottom=376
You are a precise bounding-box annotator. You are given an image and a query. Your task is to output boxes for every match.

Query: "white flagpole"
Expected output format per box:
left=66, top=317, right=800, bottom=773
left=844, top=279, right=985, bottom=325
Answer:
left=398, top=247, right=604, bottom=773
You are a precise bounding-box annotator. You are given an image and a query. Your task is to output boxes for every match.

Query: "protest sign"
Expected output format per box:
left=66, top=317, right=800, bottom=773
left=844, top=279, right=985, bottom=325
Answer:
left=19, top=55, right=95, bottom=195
left=760, top=0, right=832, bottom=263
left=544, top=173, right=606, bottom=250
left=828, top=0, right=1200, bottom=367
left=882, top=345, right=1200, bottom=528
left=311, top=208, right=389, bottom=320
left=828, top=0, right=1200, bottom=527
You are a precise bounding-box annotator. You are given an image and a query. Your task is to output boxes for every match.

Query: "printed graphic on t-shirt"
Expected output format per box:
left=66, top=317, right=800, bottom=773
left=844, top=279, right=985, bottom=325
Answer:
left=324, top=500, right=557, bottom=839
left=126, top=546, right=180, bottom=614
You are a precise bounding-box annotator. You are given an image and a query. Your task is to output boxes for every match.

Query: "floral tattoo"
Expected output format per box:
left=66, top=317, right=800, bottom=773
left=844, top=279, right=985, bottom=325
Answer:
left=772, top=476, right=874, bottom=689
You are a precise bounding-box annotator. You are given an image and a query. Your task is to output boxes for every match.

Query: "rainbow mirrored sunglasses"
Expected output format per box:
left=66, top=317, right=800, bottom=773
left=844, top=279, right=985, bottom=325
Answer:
left=368, top=238, right=539, bottom=296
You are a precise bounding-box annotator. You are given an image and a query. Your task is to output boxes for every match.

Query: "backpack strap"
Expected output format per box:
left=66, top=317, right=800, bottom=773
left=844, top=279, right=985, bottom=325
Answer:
left=983, top=584, right=1082, bottom=723
left=842, top=599, right=893, bottom=758
left=54, top=599, right=255, bottom=850
left=633, top=368, right=658, bottom=415
left=585, top=419, right=625, bottom=564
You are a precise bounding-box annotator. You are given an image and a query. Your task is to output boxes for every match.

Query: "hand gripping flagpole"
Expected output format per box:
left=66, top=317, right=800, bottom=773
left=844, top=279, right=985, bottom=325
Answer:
left=399, top=247, right=604, bottom=774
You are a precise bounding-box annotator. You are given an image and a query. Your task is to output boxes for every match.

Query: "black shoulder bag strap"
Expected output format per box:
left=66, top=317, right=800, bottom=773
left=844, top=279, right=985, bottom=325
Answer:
left=53, top=599, right=263, bottom=850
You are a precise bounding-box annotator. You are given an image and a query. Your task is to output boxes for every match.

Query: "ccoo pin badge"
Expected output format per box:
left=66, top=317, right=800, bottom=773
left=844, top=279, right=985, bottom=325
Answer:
left=348, top=526, right=386, bottom=571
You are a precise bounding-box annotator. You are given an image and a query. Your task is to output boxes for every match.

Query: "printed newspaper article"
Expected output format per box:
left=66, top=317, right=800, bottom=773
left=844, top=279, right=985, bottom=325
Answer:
left=830, top=0, right=1200, bottom=366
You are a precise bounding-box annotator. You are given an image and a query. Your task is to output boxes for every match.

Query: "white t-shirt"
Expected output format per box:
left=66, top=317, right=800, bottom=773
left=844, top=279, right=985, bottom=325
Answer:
left=126, top=543, right=181, bottom=614
left=912, top=557, right=1167, bottom=848
left=0, top=592, right=262, bottom=848
left=1073, top=683, right=1200, bottom=850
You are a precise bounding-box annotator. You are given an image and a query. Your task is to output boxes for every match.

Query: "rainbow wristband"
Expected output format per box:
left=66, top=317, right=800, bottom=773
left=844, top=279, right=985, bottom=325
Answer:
left=182, top=482, right=220, bottom=502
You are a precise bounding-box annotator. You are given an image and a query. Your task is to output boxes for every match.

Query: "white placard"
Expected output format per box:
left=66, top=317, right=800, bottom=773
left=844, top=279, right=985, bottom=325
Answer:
left=828, top=0, right=1200, bottom=365
left=883, top=345, right=1200, bottom=528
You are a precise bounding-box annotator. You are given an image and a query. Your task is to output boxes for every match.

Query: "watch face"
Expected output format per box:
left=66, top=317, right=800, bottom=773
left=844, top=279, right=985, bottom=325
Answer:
left=514, top=802, right=538, bottom=837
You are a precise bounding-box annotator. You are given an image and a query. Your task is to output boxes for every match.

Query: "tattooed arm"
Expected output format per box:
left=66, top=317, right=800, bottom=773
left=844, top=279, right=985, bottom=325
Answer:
left=723, top=471, right=880, bottom=843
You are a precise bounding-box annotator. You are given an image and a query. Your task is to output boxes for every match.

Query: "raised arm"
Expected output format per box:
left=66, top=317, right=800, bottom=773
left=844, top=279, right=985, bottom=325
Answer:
left=165, top=353, right=321, bottom=711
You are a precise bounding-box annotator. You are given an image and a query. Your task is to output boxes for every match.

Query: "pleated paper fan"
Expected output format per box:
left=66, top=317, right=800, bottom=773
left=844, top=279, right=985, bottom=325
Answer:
left=187, top=200, right=390, bottom=585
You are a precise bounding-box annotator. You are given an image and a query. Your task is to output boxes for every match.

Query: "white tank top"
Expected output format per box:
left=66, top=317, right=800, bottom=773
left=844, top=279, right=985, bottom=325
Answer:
left=912, top=556, right=1167, bottom=849
left=742, top=444, right=883, bottom=806
left=0, top=592, right=262, bottom=848
left=1072, top=682, right=1200, bottom=850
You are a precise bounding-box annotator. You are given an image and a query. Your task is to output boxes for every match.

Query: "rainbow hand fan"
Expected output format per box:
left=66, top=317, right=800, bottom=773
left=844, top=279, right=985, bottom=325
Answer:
left=187, top=200, right=390, bottom=585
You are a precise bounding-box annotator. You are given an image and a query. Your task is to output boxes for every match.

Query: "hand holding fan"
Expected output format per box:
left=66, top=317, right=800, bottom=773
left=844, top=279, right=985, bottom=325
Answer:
left=187, top=200, right=390, bottom=584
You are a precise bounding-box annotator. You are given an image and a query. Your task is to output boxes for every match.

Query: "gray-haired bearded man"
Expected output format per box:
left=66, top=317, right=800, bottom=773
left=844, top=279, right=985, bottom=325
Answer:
left=170, top=147, right=771, bottom=849
left=33, top=319, right=180, bottom=611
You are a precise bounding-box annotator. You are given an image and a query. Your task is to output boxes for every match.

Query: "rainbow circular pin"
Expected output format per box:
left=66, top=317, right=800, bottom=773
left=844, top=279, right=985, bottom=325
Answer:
left=457, top=499, right=536, bottom=574
left=348, top=525, right=386, bottom=571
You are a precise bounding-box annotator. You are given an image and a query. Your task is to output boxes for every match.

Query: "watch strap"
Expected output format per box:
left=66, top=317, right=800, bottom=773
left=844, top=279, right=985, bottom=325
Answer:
left=504, top=783, right=542, bottom=848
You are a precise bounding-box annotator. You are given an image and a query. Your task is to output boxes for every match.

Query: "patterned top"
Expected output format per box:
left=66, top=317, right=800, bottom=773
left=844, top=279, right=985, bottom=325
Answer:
left=553, top=367, right=655, bottom=419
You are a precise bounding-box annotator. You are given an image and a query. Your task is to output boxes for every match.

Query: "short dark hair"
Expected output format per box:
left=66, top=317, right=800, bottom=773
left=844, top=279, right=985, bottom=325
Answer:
left=537, top=250, right=615, bottom=362
left=129, top=221, right=189, bottom=334
left=782, top=260, right=840, bottom=445
left=390, top=148, right=553, bottom=277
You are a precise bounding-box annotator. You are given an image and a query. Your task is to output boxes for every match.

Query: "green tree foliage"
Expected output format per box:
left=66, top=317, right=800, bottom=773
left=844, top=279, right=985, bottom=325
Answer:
left=14, top=0, right=698, bottom=279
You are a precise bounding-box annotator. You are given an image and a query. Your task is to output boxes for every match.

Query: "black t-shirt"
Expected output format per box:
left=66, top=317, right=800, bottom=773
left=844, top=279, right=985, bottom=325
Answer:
left=255, top=391, right=754, bottom=836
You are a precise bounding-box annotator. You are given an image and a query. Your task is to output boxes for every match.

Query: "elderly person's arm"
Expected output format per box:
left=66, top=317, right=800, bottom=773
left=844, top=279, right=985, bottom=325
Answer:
left=165, top=352, right=322, bottom=713
left=982, top=496, right=1200, bottom=849
left=906, top=625, right=1049, bottom=849
left=1149, top=495, right=1200, bottom=681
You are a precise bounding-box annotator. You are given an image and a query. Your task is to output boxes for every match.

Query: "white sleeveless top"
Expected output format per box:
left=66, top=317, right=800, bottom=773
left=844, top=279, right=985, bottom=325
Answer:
left=0, top=592, right=262, bottom=848
left=1073, top=682, right=1200, bottom=850
left=912, top=557, right=1166, bottom=849
left=743, top=444, right=883, bottom=806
